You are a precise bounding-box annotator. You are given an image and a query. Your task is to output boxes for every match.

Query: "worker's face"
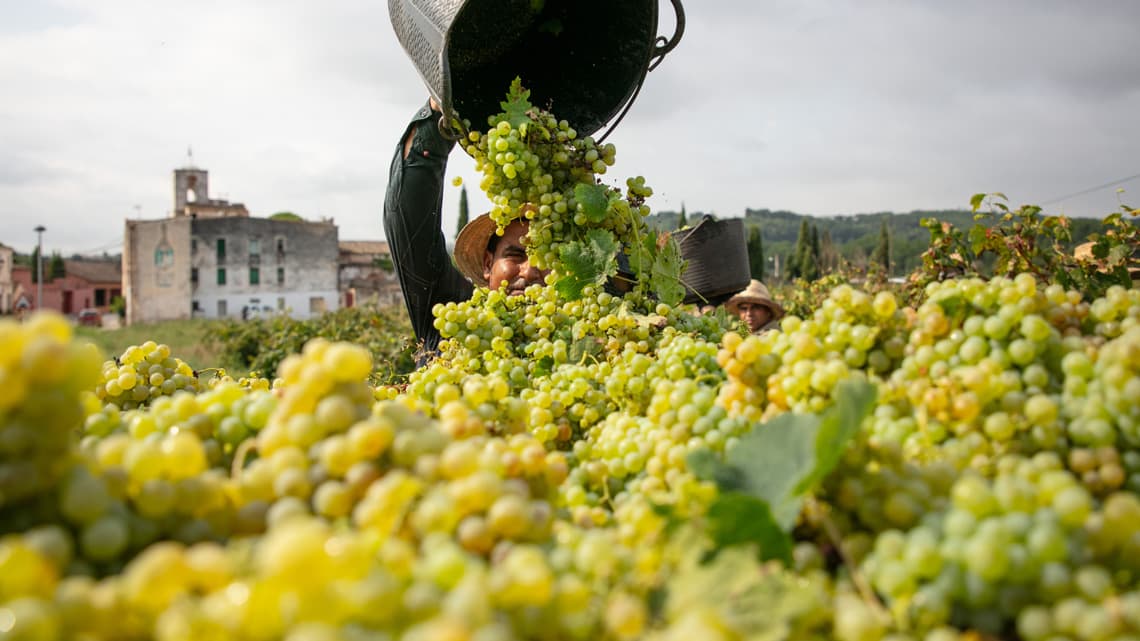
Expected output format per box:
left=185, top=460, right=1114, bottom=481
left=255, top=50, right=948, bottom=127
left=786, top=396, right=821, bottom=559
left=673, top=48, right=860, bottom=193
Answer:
left=736, top=302, right=773, bottom=334
left=483, top=220, right=549, bottom=295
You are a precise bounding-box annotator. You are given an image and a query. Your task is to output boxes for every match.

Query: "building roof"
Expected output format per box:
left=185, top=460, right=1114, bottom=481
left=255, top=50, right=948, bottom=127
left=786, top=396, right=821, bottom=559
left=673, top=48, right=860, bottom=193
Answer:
left=65, top=259, right=121, bottom=284
left=339, top=240, right=390, bottom=255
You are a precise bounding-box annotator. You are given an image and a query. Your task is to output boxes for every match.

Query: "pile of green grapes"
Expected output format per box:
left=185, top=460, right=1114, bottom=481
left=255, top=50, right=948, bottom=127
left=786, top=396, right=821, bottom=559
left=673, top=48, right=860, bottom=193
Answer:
left=0, top=271, right=1137, bottom=641
left=3, top=83, right=1140, bottom=639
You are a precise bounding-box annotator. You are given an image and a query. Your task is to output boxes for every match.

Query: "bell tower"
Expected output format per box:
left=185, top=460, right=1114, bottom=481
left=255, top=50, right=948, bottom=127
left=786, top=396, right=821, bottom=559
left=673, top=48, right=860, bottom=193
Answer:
left=173, top=148, right=209, bottom=216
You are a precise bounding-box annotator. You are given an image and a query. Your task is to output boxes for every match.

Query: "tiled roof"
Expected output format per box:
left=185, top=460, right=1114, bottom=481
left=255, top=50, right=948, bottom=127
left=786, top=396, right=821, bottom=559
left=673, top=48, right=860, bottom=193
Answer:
left=339, top=240, right=390, bottom=255
left=65, top=259, right=121, bottom=284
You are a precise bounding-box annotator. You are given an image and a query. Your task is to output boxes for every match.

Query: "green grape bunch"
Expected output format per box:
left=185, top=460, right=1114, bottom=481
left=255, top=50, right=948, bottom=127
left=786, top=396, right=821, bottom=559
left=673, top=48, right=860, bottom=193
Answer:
left=0, top=314, right=102, bottom=510
left=94, top=341, right=200, bottom=411
left=460, top=78, right=683, bottom=304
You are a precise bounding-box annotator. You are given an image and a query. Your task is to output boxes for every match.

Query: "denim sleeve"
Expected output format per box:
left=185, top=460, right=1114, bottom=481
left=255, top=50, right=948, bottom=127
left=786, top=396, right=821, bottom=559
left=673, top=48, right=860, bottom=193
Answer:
left=382, top=101, right=473, bottom=361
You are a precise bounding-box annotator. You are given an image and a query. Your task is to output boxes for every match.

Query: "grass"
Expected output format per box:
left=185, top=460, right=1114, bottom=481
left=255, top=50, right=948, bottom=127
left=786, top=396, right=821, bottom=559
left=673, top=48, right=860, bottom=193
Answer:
left=75, top=318, right=245, bottom=373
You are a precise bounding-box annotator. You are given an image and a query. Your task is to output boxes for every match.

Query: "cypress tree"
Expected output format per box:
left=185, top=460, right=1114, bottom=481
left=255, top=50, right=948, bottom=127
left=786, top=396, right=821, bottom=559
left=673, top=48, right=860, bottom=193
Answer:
left=791, top=220, right=810, bottom=279
left=50, top=253, right=66, bottom=280
left=810, top=224, right=821, bottom=266
left=677, top=202, right=688, bottom=229
left=874, top=218, right=892, bottom=273
left=746, top=225, right=765, bottom=280
left=456, top=186, right=469, bottom=239
left=820, top=229, right=836, bottom=273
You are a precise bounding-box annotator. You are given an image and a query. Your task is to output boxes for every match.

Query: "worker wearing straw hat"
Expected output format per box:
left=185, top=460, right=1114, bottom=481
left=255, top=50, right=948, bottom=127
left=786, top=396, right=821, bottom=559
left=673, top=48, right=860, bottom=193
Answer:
left=724, top=279, right=785, bottom=334
left=383, top=99, right=550, bottom=364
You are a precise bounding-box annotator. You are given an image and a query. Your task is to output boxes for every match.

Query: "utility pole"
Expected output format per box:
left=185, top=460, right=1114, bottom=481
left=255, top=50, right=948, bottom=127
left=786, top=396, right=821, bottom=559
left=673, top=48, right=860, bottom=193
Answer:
left=34, top=225, right=46, bottom=310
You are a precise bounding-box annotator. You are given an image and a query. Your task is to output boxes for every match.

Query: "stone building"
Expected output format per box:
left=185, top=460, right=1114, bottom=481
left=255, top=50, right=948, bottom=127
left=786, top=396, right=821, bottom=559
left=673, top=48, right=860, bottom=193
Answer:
left=0, top=242, right=13, bottom=314
left=338, top=240, right=402, bottom=308
left=124, top=166, right=339, bottom=324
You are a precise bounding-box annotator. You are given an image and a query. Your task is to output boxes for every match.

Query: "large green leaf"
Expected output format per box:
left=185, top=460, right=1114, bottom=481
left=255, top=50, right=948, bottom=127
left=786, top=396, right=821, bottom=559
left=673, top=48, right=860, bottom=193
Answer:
left=651, top=235, right=686, bottom=306
left=554, top=229, right=618, bottom=300
left=706, top=493, right=792, bottom=565
left=689, top=380, right=876, bottom=536
left=795, top=380, right=877, bottom=494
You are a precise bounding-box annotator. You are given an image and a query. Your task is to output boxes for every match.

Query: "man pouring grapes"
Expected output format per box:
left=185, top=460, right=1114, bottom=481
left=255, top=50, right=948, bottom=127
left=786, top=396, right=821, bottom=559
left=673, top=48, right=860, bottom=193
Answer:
left=383, top=97, right=552, bottom=364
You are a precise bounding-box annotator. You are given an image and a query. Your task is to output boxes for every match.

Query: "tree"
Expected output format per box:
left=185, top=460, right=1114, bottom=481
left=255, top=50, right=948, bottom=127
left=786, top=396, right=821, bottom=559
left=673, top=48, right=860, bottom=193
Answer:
left=269, top=212, right=303, bottom=221
left=746, top=225, right=765, bottom=280
left=790, top=220, right=810, bottom=279
left=456, top=186, right=469, bottom=239
left=677, top=202, right=688, bottom=229
left=874, top=218, right=892, bottom=273
left=49, top=253, right=65, bottom=280
left=810, top=224, right=821, bottom=266
left=800, top=224, right=819, bottom=281
left=820, top=229, right=837, bottom=273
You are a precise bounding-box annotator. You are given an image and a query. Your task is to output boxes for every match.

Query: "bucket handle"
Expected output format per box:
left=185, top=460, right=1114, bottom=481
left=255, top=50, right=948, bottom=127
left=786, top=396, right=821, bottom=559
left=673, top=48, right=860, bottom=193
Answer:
left=649, top=0, right=686, bottom=72
left=597, top=0, right=686, bottom=143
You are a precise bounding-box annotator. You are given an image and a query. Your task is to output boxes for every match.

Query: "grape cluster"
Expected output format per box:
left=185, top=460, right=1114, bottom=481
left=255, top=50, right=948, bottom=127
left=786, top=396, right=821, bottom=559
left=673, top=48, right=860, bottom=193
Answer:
left=0, top=314, right=100, bottom=510
left=95, top=341, right=200, bottom=411
left=462, top=81, right=657, bottom=289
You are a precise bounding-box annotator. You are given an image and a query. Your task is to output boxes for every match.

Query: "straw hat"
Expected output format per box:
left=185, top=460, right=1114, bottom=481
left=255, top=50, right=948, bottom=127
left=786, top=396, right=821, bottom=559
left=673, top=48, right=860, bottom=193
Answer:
left=724, top=279, right=784, bottom=318
left=453, top=213, right=499, bottom=286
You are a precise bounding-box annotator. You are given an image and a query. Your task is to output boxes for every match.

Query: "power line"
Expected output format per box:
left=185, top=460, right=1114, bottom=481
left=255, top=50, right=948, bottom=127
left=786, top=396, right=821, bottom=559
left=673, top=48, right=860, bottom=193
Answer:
left=1040, top=171, right=1140, bottom=205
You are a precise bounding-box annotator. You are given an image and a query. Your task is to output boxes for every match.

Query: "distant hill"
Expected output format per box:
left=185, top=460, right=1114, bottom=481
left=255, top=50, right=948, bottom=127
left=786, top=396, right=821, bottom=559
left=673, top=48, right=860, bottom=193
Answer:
left=647, top=207, right=1108, bottom=276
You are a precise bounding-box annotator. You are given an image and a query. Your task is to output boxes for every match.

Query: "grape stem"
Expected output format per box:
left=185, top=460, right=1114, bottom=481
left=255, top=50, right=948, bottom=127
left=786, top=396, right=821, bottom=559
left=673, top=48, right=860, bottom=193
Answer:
left=231, top=439, right=256, bottom=480
left=814, top=498, right=888, bottom=619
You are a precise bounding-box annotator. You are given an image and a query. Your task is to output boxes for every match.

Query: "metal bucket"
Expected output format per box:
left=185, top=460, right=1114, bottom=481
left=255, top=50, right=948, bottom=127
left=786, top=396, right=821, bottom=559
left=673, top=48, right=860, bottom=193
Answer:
left=675, top=216, right=752, bottom=306
left=389, top=0, right=684, bottom=139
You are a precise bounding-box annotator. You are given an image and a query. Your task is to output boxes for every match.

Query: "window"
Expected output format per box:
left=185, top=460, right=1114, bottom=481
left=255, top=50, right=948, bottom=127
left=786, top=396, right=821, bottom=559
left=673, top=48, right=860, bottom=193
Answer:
left=191, top=238, right=198, bottom=253
left=94, top=289, right=106, bottom=306
left=217, top=300, right=227, bottom=317
left=217, top=268, right=226, bottom=285
left=192, top=300, right=201, bottom=312
left=276, top=237, right=286, bottom=254
left=249, top=238, right=260, bottom=255
left=276, top=267, right=285, bottom=285
left=216, top=238, right=226, bottom=262
left=249, top=267, right=260, bottom=285
left=191, top=268, right=198, bottom=284
left=309, top=297, right=327, bottom=314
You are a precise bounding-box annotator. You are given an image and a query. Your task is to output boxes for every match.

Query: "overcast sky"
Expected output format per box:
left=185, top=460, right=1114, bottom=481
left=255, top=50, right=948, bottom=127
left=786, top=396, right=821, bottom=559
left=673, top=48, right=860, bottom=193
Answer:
left=2, top=0, right=1138, bottom=255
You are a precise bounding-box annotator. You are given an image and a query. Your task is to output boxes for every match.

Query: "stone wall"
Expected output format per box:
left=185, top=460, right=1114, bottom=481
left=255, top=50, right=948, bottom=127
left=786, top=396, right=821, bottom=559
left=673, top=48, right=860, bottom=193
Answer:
left=123, top=218, right=194, bottom=324
left=189, top=217, right=339, bottom=320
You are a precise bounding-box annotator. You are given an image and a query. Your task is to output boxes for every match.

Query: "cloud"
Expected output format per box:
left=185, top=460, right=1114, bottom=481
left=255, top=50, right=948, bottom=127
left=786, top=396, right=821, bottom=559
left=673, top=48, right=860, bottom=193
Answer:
left=2, top=0, right=1138, bottom=254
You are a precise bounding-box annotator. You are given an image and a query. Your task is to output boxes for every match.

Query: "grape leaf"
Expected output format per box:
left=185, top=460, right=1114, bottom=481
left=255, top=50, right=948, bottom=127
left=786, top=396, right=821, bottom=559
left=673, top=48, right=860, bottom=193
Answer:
left=794, top=380, right=877, bottom=494
left=706, top=492, right=792, bottom=565
left=500, top=77, right=533, bottom=129
left=690, top=380, right=875, bottom=531
left=569, top=337, right=603, bottom=363
left=663, top=544, right=827, bottom=641
left=720, top=412, right=818, bottom=530
left=651, top=235, right=686, bottom=306
left=574, top=183, right=609, bottom=224
left=968, top=225, right=987, bottom=254
left=626, top=231, right=658, bottom=276
left=555, top=229, right=618, bottom=300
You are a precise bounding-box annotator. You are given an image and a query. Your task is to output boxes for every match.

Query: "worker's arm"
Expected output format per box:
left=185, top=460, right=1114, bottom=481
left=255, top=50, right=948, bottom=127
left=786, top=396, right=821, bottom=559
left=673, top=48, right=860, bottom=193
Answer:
left=382, top=100, right=473, bottom=363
